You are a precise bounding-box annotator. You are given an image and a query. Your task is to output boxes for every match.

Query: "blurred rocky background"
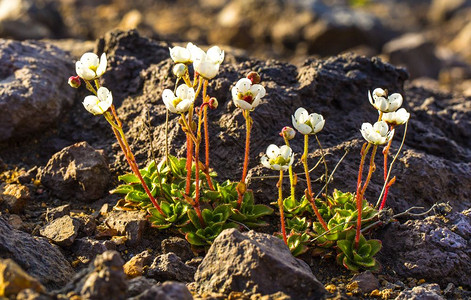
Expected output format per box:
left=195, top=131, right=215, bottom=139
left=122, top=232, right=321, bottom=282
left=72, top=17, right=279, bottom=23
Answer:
left=2, top=0, right=471, bottom=94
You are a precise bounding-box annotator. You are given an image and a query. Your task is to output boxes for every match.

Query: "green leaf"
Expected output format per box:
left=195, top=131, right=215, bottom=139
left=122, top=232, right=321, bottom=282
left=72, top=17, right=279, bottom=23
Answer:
left=343, top=256, right=360, bottom=271
left=250, top=204, right=274, bottom=217
left=358, top=244, right=372, bottom=257
left=110, top=184, right=135, bottom=195
left=368, top=239, right=382, bottom=256
left=185, top=232, right=208, bottom=246
left=118, top=173, right=140, bottom=184
left=188, top=209, right=202, bottom=229
left=337, top=240, right=352, bottom=259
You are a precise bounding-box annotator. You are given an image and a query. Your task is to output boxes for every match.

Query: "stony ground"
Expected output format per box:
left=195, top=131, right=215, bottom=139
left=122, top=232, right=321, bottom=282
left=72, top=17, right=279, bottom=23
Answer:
left=1, top=0, right=471, bottom=299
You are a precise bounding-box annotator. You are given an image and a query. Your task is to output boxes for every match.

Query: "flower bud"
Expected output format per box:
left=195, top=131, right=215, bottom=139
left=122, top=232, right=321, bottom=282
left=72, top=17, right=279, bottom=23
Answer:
left=246, top=71, right=261, bottom=84
left=68, top=75, right=81, bottom=88
left=279, top=126, right=296, bottom=140
left=172, top=63, right=187, bottom=78
left=208, top=97, right=218, bottom=109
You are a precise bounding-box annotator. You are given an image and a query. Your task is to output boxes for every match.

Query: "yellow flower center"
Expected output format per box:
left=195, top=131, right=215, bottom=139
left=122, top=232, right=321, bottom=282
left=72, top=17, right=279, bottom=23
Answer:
left=172, top=97, right=183, bottom=107
left=269, top=156, right=288, bottom=166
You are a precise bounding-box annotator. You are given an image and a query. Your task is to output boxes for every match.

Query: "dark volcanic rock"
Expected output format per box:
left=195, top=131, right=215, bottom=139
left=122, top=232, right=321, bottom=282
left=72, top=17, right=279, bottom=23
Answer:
left=0, top=39, right=74, bottom=141
left=0, top=183, right=30, bottom=214
left=148, top=253, right=195, bottom=283
left=194, top=229, right=325, bottom=299
left=161, top=237, right=194, bottom=262
left=39, top=215, right=80, bottom=247
left=39, top=142, right=110, bottom=202
left=72, top=238, right=116, bottom=262
left=126, top=276, right=156, bottom=298
left=60, top=251, right=127, bottom=300
left=45, top=204, right=70, bottom=222
left=129, top=281, right=193, bottom=300
left=0, top=215, right=74, bottom=289
left=104, top=210, right=147, bottom=245
left=379, top=209, right=471, bottom=288
left=396, top=283, right=444, bottom=300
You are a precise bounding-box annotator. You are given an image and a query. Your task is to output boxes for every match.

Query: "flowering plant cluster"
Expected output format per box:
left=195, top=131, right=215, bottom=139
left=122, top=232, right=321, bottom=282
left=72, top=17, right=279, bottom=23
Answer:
left=68, top=45, right=409, bottom=270
left=259, top=87, right=409, bottom=271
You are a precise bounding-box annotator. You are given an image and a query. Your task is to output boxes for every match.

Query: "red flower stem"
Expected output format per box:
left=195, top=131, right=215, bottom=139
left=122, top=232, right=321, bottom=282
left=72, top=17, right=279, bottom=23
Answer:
left=355, top=144, right=377, bottom=248
left=315, top=134, right=329, bottom=205
left=379, top=177, right=396, bottom=210
left=302, top=134, right=328, bottom=231
left=202, top=80, right=215, bottom=191
left=104, top=111, right=165, bottom=216
left=237, top=110, right=252, bottom=208
left=185, top=134, right=193, bottom=195
left=193, top=105, right=206, bottom=227
left=278, top=170, right=287, bottom=245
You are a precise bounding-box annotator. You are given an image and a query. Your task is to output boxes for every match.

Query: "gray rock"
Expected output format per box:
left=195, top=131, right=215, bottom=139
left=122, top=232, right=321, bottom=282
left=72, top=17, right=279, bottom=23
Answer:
left=0, top=183, right=29, bottom=213
left=39, top=215, right=80, bottom=247
left=129, top=282, right=193, bottom=300
left=72, top=237, right=116, bottom=262
left=383, top=33, right=441, bottom=79
left=39, top=142, right=110, bottom=202
left=126, top=277, right=157, bottom=298
left=428, top=0, right=471, bottom=23
left=45, top=204, right=70, bottom=222
left=0, top=0, right=64, bottom=39
left=80, top=251, right=127, bottom=300
left=59, top=251, right=126, bottom=300
left=104, top=211, right=147, bottom=245
left=123, top=251, right=153, bottom=279
left=380, top=210, right=471, bottom=288
left=349, top=271, right=380, bottom=294
left=194, top=229, right=325, bottom=299
left=0, top=39, right=73, bottom=141
left=161, top=237, right=194, bottom=262
left=15, top=289, right=53, bottom=300
left=148, top=253, right=195, bottom=283
left=395, top=283, right=444, bottom=300
left=0, top=215, right=74, bottom=289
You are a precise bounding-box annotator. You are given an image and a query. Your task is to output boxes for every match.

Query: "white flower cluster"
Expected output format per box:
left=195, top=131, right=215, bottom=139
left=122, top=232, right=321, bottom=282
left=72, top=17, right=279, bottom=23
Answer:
left=361, top=88, right=410, bottom=145
left=74, top=52, right=112, bottom=115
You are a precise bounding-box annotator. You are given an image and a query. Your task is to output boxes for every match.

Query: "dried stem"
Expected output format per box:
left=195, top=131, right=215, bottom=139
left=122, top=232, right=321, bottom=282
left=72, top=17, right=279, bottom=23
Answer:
left=315, top=134, right=329, bottom=204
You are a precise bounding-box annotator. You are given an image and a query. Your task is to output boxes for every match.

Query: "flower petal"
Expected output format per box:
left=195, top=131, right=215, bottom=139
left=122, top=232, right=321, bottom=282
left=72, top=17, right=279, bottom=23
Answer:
left=176, top=84, right=190, bottom=99
left=96, top=53, right=107, bottom=77
left=294, top=107, right=308, bottom=124
left=162, top=89, right=176, bottom=108
left=279, top=145, right=292, bottom=160
left=80, top=52, right=99, bottom=68
left=266, top=144, right=280, bottom=159
left=206, top=46, right=224, bottom=64
left=250, top=84, right=266, bottom=98
left=235, top=78, right=252, bottom=93
left=176, top=99, right=193, bottom=113
left=233, top=99, right=253, bottom=110
left=261, top=155, right=271, bottom=169
left=388, top=93, right=403, bottom=111
left=75, top=61, right=95, bottom=80
left=83, top=95, right=101, bottom=115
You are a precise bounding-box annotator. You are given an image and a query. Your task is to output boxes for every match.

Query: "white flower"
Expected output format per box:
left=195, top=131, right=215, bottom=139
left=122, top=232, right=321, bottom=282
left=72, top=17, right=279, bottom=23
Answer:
left=261, top=144, right=294, bottom=171
left=291, top=107, right=325, bottom=135
left=172, top=63, right=187, bottom=77
left=360, top=121, right=395, bottom=145
left=193, top=45, right=224, bottom=79
left=83, top=87, right=113, bottom=115
left=231, top=78, right=266, bottom=111
left=75, top=52, right=107, bottom=80
left=162, top=84, right=195, bottom=114
left=187, top=42, right=205, bottom=62
left=169, top=46, right=191, bottom=64
left=368, top=88, right=403, bottom=113
left=381, top=108, right=410, bottom=126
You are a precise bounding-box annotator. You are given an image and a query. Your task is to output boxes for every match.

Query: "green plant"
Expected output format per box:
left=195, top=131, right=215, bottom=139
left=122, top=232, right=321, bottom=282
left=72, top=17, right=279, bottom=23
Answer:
left=336, top=229, right=381, bottom=271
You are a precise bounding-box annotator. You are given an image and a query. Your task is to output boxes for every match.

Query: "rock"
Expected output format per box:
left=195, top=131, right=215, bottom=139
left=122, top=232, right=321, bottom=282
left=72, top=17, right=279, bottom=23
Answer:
left=60, top=251, right=127, bottom=300
left=39, top=215, right=80, bottom=247
left=80, top=251, right=127, bottom=300
left=185, top=257, right=203, bottom=270
left=7, top=214, right=24, bottom=230
left=0, top=215, right=74, bottom=289
left=395, top=283, right=445, bottom=300
left=15, top=289, right=53, bottom=300
left=0, top=0, right=64, bottom=39
left=104, top=211, right=147, bottom=245
left=126, top=277, right=156, bottom=298
left=0, top=39, right=73, bottom=141
left=161, top=237, right=194, bottom=262
left=147, top=253, right=195, bottom=283
left=383, top=33, right=441, bottom=79
left=45, top=204, right=70, bottom=222
left=72, top=237, right=116, bottom=263
left=428, top=0, right=471, bottom=23
left=379, top=209, right=471, bottom=288
left=17, top=167, right=38, bottom=185
left=123, top=251, right=153, bottom=279
left=129, top=281, right=193, bottom=300
left=0, top=259, right=44, bottom=298
left=194, top=229, right=325, bottom=299
left=348, top=271, right=380, bottom=294
left=303, top=7, right=393, bottom=55
left=450, top=22, right=471, bottom=62
left=39, top=142, right=110, bottom=202
left=0, top=183, right=29, bottom=213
